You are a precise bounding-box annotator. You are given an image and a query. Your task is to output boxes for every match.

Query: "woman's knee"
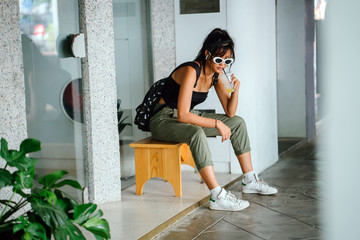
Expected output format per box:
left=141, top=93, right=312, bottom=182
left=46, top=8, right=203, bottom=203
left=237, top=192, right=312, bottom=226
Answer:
left=189, top=126, right=207, bottom=142
left=228, top=115, right=245, bottom=127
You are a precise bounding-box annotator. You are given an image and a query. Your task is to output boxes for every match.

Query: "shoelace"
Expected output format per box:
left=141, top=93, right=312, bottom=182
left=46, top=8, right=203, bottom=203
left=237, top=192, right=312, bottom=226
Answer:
left=250, top=178, right=272, bottom=191
left=224, top=191, right=242, bottom=204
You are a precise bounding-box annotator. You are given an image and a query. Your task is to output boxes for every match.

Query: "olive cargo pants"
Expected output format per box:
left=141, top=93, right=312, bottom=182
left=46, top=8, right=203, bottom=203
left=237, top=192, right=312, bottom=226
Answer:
left=149, top=105, right=251, bottom=171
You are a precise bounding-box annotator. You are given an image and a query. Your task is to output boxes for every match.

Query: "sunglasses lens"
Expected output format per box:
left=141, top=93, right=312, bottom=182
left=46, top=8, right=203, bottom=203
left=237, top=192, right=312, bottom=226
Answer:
left=225, top=59, right=233, bottom=65
left=214, top=57, right=223, bottom=64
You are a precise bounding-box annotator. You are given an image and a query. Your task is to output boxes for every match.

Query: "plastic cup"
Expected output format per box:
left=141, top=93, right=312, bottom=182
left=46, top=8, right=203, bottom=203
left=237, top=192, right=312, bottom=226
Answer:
left=219, top=71, right=234, bottom=93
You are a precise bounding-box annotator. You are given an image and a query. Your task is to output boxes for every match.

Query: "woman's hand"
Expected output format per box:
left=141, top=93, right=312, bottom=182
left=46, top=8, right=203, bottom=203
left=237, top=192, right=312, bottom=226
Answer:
left=216, top=120, right=231, bottom=142
left=230, top=74, right=240, bottom=92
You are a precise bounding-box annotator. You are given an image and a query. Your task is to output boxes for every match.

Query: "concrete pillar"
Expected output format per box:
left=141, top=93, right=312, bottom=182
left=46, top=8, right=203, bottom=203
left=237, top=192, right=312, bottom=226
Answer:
left=79, top=0, right=121, bottom=204
left=0, top=2, right=28, bottom=152
left=149, top=0, right=176, bottom=80
left=0, top=1, right=28, bottom=209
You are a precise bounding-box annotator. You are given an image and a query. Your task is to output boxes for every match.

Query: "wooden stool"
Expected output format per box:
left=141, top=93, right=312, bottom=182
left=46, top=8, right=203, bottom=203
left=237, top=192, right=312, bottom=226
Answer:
left=129, top=137, right=198, bottom=197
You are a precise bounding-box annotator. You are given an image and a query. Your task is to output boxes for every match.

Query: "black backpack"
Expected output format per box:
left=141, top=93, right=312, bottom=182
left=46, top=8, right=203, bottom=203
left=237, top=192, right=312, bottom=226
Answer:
left=134, top=78, right=168, bottom=131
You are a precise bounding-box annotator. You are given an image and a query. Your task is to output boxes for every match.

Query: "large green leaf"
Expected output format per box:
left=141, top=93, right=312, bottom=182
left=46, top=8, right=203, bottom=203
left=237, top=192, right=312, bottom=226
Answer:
left=19, top=138, right=41, bottom=154
left=0, top=138, right=10, bottom=160
left=1, top=138, right=39, bottom=172
left=24, top=221, right=47, bottom=240
left=34, top=188, right=58, bottom=205
left=27, top=212, right=51, bottom=238
left=73, top=204, right=110, bottom=239
left=13, top=216, right=47, bottom=240
left=13, top=215, right=27, bottom=234
left=17, top=156, right=38, bottom=171
left=12, top=169, right=34, bottom=192
left=6, top=153, right=37, bottom=174
left=73, top=203, right=97, bottom=225
left=38, top=170, right=68, bottom=189
left=52, top=179, right=82, bottom=190
left=0, top=169, right=12, bottom=189
left=53, top=222, right=85, bottom=240
left=4, top=150, right=24, bottom=167
left=30, top=196, right=68, bottom=228
left=82, top=217, right=110, bottom=240
left=54, top=189, right=77, bottom=214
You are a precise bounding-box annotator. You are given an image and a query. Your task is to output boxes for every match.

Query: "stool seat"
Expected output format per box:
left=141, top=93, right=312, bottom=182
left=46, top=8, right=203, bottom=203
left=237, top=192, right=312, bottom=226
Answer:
left=129, top=137, right=198, bottom=197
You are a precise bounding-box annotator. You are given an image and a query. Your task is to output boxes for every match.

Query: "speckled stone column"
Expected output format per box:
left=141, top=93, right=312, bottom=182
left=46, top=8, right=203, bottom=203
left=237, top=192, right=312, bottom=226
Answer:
left=0, top=2, right=28, bottom=152
left=0, top=1, right=28, bottom=211
left=79, top=0, right=121, bottom=204
left=150, top=0, right=176, bottom=80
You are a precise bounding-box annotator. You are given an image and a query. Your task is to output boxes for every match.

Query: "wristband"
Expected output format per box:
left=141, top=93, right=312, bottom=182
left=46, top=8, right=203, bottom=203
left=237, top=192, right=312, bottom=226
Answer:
left=215, top=119, right=217, bottom=128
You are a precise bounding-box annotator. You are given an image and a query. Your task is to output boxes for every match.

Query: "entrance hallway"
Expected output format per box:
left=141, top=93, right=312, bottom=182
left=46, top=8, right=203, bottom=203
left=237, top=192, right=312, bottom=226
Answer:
left=154, top=139, right=321, bottom=240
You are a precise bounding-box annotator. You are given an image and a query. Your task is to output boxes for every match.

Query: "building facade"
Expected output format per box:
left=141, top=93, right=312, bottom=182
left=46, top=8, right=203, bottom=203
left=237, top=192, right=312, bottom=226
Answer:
left=0, top=0, right=315, bottom=204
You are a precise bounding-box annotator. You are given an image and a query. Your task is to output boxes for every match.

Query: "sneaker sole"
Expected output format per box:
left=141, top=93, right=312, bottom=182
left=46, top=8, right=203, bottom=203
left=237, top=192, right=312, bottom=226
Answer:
left=209, top=202, right=250, bottom=211
left=242, top=188, right=278, bottom=195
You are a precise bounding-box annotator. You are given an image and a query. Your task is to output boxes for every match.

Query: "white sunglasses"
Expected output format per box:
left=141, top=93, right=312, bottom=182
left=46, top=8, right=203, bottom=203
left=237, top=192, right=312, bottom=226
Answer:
left=209, top=52, right=234, bottom=65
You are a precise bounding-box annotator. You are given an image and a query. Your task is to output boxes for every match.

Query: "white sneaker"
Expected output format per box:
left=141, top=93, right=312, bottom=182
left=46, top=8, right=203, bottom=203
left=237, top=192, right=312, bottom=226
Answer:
left=209, top=188, right=250, bottom=211
left=242, top=174, right=278, bottom=195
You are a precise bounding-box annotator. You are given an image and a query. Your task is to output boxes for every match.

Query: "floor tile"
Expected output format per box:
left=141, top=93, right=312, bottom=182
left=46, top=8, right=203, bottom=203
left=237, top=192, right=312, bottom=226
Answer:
left=249, top=190, right=320, bottom=227
left=153, top=207, right=229, bottom=240
left=223, top=203, right=320, bottom=239
left=197, top=220, right=262, bottom=240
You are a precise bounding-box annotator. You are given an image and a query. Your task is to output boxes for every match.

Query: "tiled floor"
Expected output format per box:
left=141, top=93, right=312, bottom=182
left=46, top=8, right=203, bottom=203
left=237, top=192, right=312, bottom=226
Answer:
left=153, top=139, right=321, bottom=240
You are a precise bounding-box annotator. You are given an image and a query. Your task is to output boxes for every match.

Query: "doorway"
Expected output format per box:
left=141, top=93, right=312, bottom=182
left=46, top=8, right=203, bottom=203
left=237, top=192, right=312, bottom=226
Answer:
left=112, top=0, right=152, bottom=188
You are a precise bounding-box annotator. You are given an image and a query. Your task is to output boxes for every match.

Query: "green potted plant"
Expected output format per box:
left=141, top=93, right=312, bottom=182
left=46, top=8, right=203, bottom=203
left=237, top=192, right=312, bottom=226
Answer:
left=117, top=99, right=132, bottom=135
left=0, top=138, right=111, bottom=239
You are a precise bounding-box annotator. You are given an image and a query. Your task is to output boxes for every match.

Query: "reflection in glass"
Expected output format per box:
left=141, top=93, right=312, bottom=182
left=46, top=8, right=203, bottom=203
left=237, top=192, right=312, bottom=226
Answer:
left=20, top=0, right=57, bottom=54
left=61, top=79, right=84, bottom=124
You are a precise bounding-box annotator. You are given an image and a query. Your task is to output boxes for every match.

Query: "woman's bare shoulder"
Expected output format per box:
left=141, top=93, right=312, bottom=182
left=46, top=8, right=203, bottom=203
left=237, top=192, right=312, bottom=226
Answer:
left=172, top=65, right=197, bottom=84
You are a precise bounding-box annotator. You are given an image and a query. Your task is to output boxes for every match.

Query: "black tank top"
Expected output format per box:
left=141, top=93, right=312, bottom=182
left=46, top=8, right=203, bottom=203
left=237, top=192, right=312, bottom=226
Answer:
left=161, top=62, right=209, bottom=110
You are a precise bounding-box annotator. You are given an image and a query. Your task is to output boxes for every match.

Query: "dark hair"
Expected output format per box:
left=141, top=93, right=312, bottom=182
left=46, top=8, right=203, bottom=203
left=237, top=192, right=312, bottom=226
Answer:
left=194, top=28, right=235, bottom=74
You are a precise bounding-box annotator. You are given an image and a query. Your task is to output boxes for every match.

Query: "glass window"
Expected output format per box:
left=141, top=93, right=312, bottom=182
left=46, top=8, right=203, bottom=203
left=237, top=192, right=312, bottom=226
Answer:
left=20, top=0, right=85, bottom=202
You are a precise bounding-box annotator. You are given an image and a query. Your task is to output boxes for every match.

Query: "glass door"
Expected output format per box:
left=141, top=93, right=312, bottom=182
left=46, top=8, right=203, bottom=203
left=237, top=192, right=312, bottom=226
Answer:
left=20, top=0, right=85, bottom=202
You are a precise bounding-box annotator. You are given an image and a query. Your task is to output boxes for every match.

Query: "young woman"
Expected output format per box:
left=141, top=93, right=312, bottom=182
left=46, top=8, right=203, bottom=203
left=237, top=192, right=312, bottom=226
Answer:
left=149, top=28, right=277, bottom=211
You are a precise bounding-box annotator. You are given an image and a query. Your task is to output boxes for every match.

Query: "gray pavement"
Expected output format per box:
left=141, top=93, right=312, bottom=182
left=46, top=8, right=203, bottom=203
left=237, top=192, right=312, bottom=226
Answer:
left=153, top=139, right=321, bottom=240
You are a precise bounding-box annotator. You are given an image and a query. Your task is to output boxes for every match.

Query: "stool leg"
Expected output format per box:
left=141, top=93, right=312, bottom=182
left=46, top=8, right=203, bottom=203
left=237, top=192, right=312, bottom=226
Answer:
left=134, top=148, right=149, bottom=195
left=163, top=148, right=182, bottom=197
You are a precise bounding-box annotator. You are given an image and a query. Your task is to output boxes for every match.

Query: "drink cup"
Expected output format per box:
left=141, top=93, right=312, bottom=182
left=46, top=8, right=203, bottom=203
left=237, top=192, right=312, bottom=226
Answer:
left=219, top=70, right=234, bottom=93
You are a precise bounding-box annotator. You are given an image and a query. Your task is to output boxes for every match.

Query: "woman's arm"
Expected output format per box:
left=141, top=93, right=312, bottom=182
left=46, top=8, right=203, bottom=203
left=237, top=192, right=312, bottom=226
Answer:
left=176, top=68, right=232, bottom=142
left=214, top=74, right=240, bottom=117
left=176, top=67, right=216, bottom=128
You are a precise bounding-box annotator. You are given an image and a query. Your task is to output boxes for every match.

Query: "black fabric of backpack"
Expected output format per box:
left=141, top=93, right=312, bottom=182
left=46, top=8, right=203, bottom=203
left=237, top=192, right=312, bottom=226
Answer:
left=134, top=78, right=168, bottom=131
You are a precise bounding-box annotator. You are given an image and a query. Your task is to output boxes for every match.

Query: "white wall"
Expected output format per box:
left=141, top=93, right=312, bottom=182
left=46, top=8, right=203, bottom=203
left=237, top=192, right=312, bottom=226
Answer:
left=317, top=0, right=360, bottom=238
left=277, top=0, right=307, bottom=138
left=227, top=0, right=278, bottom=173
left=175, top=0, right=278, bottom=174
